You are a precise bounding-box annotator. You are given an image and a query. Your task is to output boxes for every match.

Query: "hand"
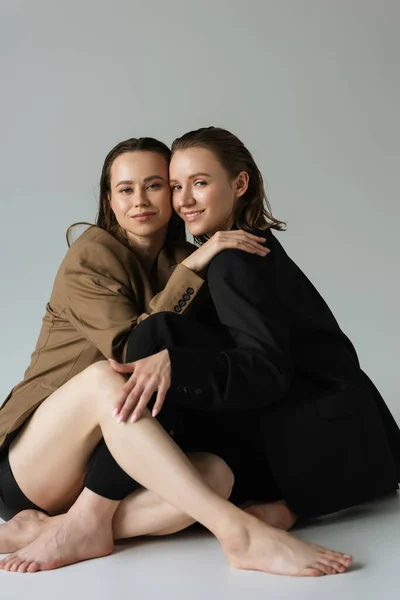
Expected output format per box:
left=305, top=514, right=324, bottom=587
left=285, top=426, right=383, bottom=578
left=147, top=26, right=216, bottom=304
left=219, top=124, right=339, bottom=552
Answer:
left=109, top=349, right=171, bottom=423
left=181, top=230, right=270, bottom=273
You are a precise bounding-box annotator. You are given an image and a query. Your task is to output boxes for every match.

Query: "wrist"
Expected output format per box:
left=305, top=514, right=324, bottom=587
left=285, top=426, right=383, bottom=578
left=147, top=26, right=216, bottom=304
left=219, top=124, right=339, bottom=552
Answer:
left=182, top=257, right=199, bottom=273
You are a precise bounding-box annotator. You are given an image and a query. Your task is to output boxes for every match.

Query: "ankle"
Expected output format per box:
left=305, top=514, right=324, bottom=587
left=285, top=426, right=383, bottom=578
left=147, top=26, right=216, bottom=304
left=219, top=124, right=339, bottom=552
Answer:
left=67, top=488, right=120, bottom=523
left=214, top=507, right=256, bottom=547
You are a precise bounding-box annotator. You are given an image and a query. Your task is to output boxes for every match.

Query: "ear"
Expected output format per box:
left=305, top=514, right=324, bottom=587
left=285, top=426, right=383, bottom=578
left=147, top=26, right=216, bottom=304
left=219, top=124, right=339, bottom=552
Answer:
left=108, top=193, right=114, bottom=211
left=234, top=171, right=249, bottom=199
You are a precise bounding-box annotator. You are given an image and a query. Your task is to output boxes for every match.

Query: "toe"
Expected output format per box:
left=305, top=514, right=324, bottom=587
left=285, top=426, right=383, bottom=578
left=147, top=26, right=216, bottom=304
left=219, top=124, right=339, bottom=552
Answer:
left=3, top=557, right=17, bottom=571
left=303, top=567, right=325, bottom=577
left=17, top=561, right=29, bottom=574
left=27, top=561, right=40, bottom=573
left=315, top=562, right=336, bottom=575
left=0, top=555, right=14, bottom=568
left=318, top=546, right=352, bottom=565
left=336, top=554, right=352, bottom=568
left=318, top=557, right=345, bottom=573
left=10, top=560, right=23, bottom=572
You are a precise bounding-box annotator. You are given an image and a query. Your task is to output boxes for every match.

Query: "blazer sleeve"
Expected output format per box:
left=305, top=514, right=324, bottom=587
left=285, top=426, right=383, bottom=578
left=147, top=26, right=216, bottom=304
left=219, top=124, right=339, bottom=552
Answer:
left=136, top=264, right=204, bottom=325
left=168, top=249, right=293, bottom=411
left=63, top=240, right=204, bottom=361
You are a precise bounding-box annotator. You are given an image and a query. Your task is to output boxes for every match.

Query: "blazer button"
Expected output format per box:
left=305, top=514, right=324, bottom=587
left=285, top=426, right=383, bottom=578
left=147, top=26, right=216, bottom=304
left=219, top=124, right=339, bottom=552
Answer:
left=174, top=305, right=182, bottom=313
left=186, top=287, right=194, bottom=295
left=178, top=299, right=186, bottom=307
left=169, top=429, right=175, bottom=437
left=195, top=389, right=203, bottom=395
left=182, top=293, right=190, bottom=301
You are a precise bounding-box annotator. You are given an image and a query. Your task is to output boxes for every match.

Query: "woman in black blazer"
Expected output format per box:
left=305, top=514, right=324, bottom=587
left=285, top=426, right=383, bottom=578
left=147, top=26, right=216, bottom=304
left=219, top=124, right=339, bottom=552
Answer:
left=113, top=126, right=400, bottom=529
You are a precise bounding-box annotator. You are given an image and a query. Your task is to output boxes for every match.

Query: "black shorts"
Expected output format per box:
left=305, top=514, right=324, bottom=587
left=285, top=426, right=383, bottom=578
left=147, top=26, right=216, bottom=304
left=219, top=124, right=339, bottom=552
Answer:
left=177, top=408, right=282, bottom=506
left=0, top=447, right=46, bottom=522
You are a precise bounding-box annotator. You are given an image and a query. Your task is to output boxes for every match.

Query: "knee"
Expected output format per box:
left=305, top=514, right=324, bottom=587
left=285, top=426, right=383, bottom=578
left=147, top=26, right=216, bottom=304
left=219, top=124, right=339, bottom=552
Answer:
left=83, top=361, right=125, bottom=410
left=84, top=360, right=115, bottom=384
left=197, top=453, right=235, bottom=500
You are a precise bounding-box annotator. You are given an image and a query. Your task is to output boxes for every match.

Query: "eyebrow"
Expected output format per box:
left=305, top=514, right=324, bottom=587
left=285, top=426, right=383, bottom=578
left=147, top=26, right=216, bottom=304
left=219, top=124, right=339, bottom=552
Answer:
left=116, top=175, right=166, bottom=187
left=169, top=172, right=211, bottom=184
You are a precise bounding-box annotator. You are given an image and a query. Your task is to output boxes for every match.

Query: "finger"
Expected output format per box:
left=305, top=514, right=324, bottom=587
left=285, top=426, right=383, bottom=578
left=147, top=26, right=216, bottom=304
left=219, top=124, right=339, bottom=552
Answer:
left=227, top=229, right=265, bottom=242
left=130, top=387, right=156, bottom=422
left=246, top=241, right=270, bottom=254
left=239, top=231, right=267, bottom=242
left=117, top=385, right=144, bottom=423
left=240, top=234, right=269, bottom=249
left=108, top=359, right=135, bottom=373
left=152, top=380, right=169, bottom=417
left=113, top=375, right=138, bottom=417
left=235, top=240, right=270, bottom=255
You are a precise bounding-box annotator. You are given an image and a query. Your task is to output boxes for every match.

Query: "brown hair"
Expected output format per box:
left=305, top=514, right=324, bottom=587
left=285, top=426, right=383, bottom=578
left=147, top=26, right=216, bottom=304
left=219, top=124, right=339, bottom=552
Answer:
left=67, top=137, right=185, bottom=247
left=171, top=127, right=286, bottom=244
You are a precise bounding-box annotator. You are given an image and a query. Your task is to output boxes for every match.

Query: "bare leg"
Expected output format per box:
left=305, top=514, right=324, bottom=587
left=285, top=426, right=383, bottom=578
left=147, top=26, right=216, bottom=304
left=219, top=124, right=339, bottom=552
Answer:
left=113, top=452, right=235, bottom=539
left=0, top=362, right=352, bottom=576
left=0, top=452, right=233, bottom=553
left=244, top=501, right=297, bottom=531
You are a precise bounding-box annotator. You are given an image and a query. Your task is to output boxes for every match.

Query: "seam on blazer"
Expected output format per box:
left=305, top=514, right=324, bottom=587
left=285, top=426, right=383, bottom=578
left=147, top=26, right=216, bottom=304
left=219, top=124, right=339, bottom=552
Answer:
left=24, top=310, right=57, bottom=379
left=60, top=338, right=92, bottom=386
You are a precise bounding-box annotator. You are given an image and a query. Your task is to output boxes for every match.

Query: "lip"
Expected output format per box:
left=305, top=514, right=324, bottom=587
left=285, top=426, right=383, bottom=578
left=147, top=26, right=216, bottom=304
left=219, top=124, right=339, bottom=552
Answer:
left=131, top=212, right=156, bottom=220
left=181, top=210, right=205, bottom=223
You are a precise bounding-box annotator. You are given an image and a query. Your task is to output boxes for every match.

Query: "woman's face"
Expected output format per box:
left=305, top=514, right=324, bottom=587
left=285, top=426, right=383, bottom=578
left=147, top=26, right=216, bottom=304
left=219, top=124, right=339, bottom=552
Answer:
left=109, top=151, right=172, bottom=243
left=170, top=148, right=247, bottom=237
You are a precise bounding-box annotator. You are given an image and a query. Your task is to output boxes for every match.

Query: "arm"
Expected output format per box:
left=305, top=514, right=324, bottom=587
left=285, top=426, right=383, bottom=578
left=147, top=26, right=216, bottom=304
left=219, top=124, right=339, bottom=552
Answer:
left=64, top=238, right=204, bottom=361
left=167, top=248, right=293, bottom=411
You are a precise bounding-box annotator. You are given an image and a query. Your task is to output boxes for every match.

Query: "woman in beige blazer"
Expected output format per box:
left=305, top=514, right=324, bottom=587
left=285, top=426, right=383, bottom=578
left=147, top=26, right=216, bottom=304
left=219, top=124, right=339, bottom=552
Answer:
left=0, top=136, right=330, bottom=578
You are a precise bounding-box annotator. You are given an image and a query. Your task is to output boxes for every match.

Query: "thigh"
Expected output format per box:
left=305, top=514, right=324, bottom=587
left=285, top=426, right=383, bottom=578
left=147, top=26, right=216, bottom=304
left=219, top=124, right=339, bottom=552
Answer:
left=7, top=364, right=119, bottom=515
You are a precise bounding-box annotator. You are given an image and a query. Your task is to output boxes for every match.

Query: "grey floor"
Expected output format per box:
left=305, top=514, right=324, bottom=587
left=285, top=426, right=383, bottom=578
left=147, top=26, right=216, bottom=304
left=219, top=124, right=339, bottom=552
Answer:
left=1, top=492, right=399, bottom=600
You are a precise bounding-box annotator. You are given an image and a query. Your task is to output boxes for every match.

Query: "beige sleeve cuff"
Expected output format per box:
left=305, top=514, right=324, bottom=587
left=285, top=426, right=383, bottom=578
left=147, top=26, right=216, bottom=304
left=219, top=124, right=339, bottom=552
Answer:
left=137, top=264, right=204, bottom=324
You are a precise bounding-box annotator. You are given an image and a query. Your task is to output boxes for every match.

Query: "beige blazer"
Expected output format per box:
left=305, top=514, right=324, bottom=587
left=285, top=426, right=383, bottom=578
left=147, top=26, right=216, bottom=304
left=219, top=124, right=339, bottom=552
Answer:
left=0, top=226, right=203, bottom=449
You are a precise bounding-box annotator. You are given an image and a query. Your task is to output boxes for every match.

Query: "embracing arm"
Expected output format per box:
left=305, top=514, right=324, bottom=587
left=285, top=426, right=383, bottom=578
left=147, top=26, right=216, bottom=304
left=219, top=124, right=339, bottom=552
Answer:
left=63, top=237, right=204, bottom=361
left=167, top=248, right=293, bottom=412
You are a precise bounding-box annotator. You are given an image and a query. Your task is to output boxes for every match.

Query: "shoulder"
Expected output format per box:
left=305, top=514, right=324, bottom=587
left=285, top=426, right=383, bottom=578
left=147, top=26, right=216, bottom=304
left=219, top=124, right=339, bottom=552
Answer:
left=60, top=226, right=139, bottom=277
left=207, top=229, right=280, bottom=292
left=209, top=229, right=274, bottom=272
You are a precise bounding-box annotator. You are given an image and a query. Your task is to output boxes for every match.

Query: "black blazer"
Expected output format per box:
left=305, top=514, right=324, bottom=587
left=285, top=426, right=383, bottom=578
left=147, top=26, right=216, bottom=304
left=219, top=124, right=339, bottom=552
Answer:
left=164, top=227, right=400, bottom=517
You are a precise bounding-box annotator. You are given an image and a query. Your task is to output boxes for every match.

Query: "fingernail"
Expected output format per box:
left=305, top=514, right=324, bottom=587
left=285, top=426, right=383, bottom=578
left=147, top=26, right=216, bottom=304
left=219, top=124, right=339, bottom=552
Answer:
left=113, top=408, right=118, bottom=418
left=152, top=408, right=158, bottom=418
left=131, top=414, right=137, bottom=423
left=117, top=415, right=123, bottom=423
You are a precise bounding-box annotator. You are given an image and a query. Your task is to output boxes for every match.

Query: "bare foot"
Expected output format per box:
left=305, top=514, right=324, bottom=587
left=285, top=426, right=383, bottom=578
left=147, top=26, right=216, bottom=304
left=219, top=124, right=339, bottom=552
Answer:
left=219, top=513, right=352, bottom=577
left=245, top=500, right=297, bottom=531
left=0, top=512, right=114, bottom=573
left=0, top=510, right=60, bottom=554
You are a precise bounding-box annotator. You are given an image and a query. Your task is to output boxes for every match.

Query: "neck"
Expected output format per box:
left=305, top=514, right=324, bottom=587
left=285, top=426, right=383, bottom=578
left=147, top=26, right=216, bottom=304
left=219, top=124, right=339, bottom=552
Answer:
left=126, top=227, right=168, bottom=273
left=207, top=216, right=234, bottom=238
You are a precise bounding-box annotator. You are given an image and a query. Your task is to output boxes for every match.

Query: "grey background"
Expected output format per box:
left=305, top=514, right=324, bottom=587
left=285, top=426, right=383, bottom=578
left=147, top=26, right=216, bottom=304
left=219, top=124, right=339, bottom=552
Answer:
left=0, top=1, right=399, bottom=412
left=1, top=2, right=400, bottom=599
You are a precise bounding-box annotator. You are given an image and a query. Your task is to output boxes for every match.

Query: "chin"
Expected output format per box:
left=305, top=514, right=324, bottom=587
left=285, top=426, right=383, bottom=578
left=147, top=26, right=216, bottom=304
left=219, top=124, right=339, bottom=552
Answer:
left=187, top=221, right=214, bottom=238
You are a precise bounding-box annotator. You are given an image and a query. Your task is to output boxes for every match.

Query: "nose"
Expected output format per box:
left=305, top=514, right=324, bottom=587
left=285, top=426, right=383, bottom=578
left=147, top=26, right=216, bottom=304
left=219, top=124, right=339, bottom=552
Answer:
left=134, top=188, right=150, bottom=207
left=177, top=186, right=196, bottom=209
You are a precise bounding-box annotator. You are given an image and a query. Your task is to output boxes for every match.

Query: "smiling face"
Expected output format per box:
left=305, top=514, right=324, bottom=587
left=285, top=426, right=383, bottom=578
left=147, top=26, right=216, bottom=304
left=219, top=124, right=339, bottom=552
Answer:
left=170, top=148, right=248, bottom=237
left=108, top=151, right=172, bottom=244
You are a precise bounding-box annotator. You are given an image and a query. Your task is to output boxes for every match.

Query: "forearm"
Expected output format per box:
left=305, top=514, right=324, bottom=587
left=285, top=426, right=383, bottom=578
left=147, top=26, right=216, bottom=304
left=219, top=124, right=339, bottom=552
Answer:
left=167, top=345, right=292, bottom=412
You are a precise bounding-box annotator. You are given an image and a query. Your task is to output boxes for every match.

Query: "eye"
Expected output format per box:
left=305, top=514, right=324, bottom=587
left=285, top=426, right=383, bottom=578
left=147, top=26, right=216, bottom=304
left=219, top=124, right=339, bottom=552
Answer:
left=194, top=180, right=207, bottom=187
left=146, top=183, right=161, bottom=190
left=171, top=184, right=181, bottom=192
left=120, top=187, right=132, bottom=194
